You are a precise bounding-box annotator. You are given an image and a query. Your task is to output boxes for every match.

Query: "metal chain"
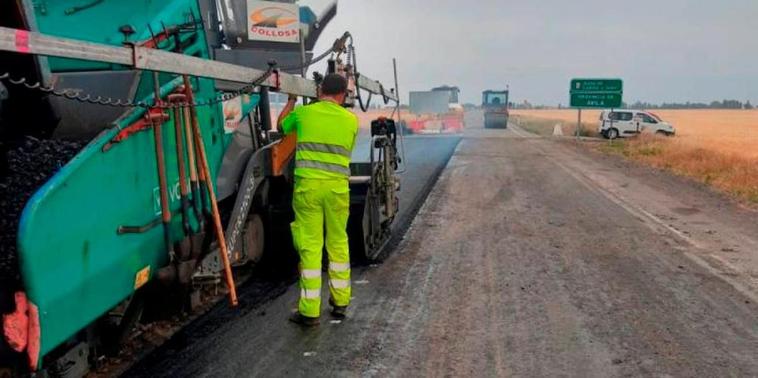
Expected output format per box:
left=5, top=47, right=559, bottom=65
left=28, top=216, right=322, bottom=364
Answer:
left=0, top=67, right=274, bottom=109
left=277, top=47, right=333, bottom=72
left=0, top=31, right=355, bottom=109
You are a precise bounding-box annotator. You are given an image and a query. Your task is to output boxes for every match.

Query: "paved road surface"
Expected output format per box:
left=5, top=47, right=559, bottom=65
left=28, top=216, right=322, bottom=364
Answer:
left=128, top=115, right=758, bottom=377
left=352, top=129, right=462, bottom=248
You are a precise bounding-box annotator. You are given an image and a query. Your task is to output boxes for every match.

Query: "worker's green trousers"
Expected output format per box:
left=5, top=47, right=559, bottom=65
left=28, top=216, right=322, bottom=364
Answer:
left=291, top=177, right=352, bottom=318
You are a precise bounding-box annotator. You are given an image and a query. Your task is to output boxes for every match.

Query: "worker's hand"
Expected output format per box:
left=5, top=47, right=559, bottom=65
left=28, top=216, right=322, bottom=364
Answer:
left=278, top=94, right=299, bottom=132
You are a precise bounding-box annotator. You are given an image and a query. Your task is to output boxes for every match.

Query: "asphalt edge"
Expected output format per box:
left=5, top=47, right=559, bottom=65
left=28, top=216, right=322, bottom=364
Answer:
left=376, top=136, right=465, bottom=261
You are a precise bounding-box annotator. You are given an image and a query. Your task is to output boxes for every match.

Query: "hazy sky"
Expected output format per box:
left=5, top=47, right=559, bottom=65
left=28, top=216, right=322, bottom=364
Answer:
left=304, top=0, right=758, bottom=105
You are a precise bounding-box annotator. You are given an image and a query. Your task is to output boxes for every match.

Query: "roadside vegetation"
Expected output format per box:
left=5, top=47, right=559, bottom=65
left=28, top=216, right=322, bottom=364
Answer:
left=511, top=109, right=758, bottom=205
left=599, top=135, right=758, bottom=204
left=510, top=114, right=598, bottom=137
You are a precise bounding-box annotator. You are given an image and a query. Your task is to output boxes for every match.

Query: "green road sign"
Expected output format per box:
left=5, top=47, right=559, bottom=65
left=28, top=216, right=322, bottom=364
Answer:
left=569, top=78, right=623, bottom=108
left=570, top=92, right=623, bottom=108
left=570, top=79, right=622, bottom=93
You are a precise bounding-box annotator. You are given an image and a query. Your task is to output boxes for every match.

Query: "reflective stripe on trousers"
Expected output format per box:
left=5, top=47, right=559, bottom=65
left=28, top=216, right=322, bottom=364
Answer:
left=291, top=178, right=352, bottom=317
left=330, top=279, right=350, bottom=289
left=300, top=288, right=320, bottom=299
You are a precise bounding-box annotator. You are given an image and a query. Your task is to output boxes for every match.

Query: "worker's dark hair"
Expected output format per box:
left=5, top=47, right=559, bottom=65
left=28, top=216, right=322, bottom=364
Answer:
left=320, top=73, right=348, bottom=96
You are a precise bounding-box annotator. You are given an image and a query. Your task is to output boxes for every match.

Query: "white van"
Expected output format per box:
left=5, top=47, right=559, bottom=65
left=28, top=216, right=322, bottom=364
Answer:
left=598, top=110, right=676, bottom=139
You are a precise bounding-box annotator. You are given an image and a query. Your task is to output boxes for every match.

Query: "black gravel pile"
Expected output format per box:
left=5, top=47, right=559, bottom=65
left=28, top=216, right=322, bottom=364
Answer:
left=0, top=137, right=83, bottom=288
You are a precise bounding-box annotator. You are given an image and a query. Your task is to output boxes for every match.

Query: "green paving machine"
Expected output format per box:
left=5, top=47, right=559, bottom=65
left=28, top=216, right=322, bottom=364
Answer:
left=0, top=1, right=400, bottom=376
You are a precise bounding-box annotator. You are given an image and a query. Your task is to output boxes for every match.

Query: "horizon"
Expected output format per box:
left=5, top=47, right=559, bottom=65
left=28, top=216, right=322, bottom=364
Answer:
left=305, top=1, right=758, bottom=106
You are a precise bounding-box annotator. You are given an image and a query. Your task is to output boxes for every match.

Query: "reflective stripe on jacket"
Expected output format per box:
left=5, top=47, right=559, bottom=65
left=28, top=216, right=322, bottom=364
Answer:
left=281, top=101, right=359, bottom=179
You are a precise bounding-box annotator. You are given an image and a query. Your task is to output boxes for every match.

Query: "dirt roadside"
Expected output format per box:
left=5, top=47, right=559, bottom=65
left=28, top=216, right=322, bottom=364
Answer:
left=387, top=125, right=758, bottom=376
left=511, top=125, right=758, bottom=302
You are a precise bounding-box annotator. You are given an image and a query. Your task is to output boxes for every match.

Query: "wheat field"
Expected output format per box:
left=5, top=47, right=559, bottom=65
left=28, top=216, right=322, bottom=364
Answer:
left=511, top=109, right=758, bottom=158
left=511, top=109, right=758, bottom=203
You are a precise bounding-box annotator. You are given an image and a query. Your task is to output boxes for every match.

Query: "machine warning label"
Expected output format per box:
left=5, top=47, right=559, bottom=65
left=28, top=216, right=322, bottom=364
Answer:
left=223, top=96, right=243, bottom=134
left=134, top=266, right=151, bottom=289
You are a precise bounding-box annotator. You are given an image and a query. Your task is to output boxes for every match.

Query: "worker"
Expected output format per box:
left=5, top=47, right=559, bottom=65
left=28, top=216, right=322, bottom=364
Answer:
left=277, top=73, right=358, bottom=326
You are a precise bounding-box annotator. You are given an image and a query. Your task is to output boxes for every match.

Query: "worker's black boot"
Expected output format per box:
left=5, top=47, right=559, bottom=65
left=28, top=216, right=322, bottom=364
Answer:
left=289, top=311, right=320, bottom=327
left=329, top=299, right=348, bottom=320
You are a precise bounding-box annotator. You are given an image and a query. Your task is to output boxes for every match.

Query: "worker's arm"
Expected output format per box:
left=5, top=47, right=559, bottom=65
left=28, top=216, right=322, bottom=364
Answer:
left=277, top=95, right=299, bottom=133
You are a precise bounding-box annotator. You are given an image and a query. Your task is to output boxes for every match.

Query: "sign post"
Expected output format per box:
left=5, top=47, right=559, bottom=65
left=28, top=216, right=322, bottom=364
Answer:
left=570, top=78, right=623, bottom=138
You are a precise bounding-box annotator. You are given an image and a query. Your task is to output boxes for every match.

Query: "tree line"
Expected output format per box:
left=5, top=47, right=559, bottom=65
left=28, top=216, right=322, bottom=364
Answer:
left=515, top=99, right=756, bottom=110
left=625, top=99, right=753, bottom=110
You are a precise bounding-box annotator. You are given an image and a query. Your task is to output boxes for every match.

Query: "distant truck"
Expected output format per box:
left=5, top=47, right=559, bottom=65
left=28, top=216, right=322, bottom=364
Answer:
left=404, top=86, right=464, bottom=134
left=482, top=90, right=509, bottom=129
left=598, top=110, right=676, bottom=139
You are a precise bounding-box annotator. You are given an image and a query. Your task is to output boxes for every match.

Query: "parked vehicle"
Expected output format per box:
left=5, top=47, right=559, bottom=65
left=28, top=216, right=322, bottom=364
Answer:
left=598, top=110, right=676, bottom=139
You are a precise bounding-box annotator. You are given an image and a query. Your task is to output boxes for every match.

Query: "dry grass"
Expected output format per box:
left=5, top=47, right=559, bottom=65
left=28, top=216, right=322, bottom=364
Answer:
left=600, top=135, right=758, bottom=203
left=510, top=112, right=598, bottom=137
left=512, top=109, right=758, bottom=204
left=509, top=115, right=558, bottom=136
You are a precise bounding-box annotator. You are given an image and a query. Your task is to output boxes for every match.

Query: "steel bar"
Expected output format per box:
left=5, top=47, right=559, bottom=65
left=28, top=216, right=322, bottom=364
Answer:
left=392, top=58, right=407, bottom=174
left=0, top=26, right=397, bottom=101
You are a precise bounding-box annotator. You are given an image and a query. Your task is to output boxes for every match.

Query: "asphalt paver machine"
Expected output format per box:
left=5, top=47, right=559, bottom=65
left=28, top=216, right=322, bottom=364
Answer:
left=0, top=0, right=401, bottom=375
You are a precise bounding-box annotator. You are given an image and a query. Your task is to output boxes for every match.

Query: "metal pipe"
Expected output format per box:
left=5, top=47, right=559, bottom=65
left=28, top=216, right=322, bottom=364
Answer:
left=299, top=29, right=307, bottom=78
left=392, top=58, right=407, bottom=174
left=117, top=218, right=162, bottom=234
left=299, top=29, right=308, bottom=106
left=258, top=87, right=272, bottom=132
left=152, top=113, right=173, bottom=257
left=0, top=26, right=397, bottom=101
